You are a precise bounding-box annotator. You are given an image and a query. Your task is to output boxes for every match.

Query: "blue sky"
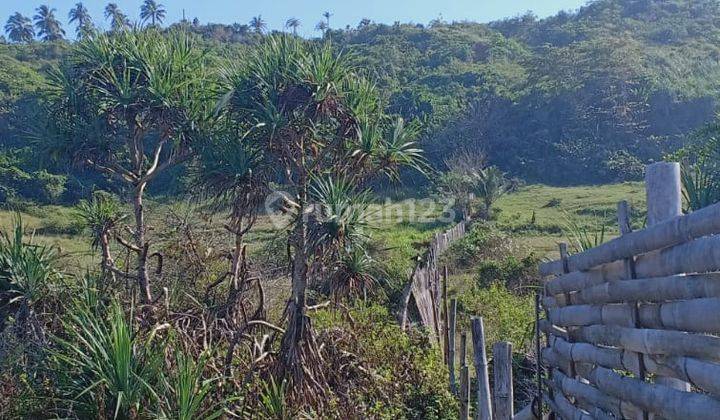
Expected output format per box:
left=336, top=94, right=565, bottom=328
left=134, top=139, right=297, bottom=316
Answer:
left=2, top=0, right=588, bottom=38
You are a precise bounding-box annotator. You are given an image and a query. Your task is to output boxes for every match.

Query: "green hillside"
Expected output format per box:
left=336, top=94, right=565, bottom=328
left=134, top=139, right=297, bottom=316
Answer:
left=2, top=0, right=720, bottom=204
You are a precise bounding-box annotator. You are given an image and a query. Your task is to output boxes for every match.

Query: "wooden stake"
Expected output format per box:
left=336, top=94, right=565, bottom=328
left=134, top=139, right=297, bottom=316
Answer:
left=535, top=293, right=543, bottom=418
left=493, top=342, right=513, bottom=420
left=449, top=298, right=458, bottom=393
left=443, top=266, right=450, bottom=364
left=472, top=317, right=493, bottom=420
left=645, top=162, right=691, bottom=394
left=460, top=365, right=470, bottom=420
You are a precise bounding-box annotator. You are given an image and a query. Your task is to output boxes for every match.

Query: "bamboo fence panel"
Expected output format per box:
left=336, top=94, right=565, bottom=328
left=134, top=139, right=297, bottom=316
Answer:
left=400, top=221, right=467, bottom=336
left=533, top=162, right=720, bottom=419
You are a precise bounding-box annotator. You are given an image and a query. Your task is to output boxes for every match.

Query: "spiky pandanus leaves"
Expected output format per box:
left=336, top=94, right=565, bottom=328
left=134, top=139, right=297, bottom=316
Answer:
left=308, top=176, right=371, bottom=252
left=76, top=192, right=125, bottom=250
left=50, top=300, right=163, bottom=419
left=161, top=350, right=226, bottom=420
left=329, top=248, right=377, bottom=302
left=0, top=214, right=61, bottom=312
left=0, top=215, right=61, bottom=358
left=219, top=35, right=425, bottom=402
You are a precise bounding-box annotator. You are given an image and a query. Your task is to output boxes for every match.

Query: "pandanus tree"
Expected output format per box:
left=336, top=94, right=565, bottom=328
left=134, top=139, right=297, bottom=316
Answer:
left=45, top=30, right=215, bottom=304
left=5, top=13, right=34, bottom=43
left=219, top=35, right=425, bottom=392
left=193, top=127, right=268, bottom=309
left=75, top=192, right=126, bottom=279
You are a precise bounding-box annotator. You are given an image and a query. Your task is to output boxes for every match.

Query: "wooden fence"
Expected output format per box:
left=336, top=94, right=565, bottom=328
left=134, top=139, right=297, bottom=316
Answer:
left=400, top=220, right=467, bottom=341
left=535, top=162, right=720, bottom=419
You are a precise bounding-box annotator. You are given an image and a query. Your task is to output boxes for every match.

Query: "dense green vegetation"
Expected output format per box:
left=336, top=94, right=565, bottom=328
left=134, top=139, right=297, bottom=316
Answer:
left=2, top=0, right=720, bottom=417
left=4, top=0, right=720, bottom=205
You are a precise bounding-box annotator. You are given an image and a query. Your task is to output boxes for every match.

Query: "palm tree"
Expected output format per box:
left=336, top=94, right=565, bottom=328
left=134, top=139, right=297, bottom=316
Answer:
left=249, top=15, right=266, bottom=34
left=285, top=17, right=300, bottom=35
left=46, top=31, right=215, bottom=303
left=4, top=13, right=34, bottom=43
left=315, top=21, right=328, bottom=35
left=34, top=5, right=65, bottom=41
left=68, top=2, right=93, bottom=39
left=194, top=131, right=268, bottom=308
left=220, top=35, right=425, bottom=391
left=140, top=0, right=166, bottom=27
left=104, top=3, right=129, bottom=32
left=323, top=11, right=333, bottom=29
left=75, top=192, right=125, bottom=278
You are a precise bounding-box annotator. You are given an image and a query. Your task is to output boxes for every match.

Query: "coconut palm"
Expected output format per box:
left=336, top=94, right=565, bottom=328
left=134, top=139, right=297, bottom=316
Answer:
left=314, top=20, right=328, bottom=34
left=68, top=2, right=93, bottom=39
left=285, top=17, right=301, bottom=35
left=249, top=15, right=266, bottom=34
left=45, top=30, right=215, bottom=303
left=104, top=3, right=129, bottom=32
left=323, top=11, right=333, bottom=29
left=34, top=5, right=65, bottom=41
left=4, top=13, right=34, bottom=43
left=140, top=0, right=166, bottom=27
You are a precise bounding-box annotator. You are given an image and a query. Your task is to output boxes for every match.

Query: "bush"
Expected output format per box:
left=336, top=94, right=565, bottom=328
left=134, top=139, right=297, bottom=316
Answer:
left=476, top=254, right=539, bottom=292
left=458, top=283, right=534, bottom=353
left=442, top=222, right=521, bottom=269
left=311, top=304, right=457, bottom=419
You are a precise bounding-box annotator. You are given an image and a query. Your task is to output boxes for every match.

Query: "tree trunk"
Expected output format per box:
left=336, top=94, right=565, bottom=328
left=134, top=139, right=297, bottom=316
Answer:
left=100, top=231, right=116, bottom=281
left=133, top=182, right=153, bottom=303
left=280, top=181, right=311, bottom=380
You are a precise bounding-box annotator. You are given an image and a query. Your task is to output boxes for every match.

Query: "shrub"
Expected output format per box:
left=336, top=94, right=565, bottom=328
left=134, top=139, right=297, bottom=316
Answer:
left=442, top=222, right=520, bottom=269
left=458, top=283, right=534, bottom=353
left=476, top=254, right=539, bottom=292
left=49, top=299, right=164, bottom=419
left=311, top=304, right=457, bottom=418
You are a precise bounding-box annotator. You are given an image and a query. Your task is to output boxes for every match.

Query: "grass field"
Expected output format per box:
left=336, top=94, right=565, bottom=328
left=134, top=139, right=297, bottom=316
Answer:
left=0, top=182, right=649, bottom=281
left=493, top=182, right=647, bottom=258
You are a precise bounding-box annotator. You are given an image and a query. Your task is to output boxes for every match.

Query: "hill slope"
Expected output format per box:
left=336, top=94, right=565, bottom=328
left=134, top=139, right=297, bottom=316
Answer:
left=1, top=0, right=719, bottom=200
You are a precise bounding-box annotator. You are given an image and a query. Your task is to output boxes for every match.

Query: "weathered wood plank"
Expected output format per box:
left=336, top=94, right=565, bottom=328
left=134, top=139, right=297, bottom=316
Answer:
left=472, top=317, right=493, bottom=420
left=493, top=342, right=513, bottom=420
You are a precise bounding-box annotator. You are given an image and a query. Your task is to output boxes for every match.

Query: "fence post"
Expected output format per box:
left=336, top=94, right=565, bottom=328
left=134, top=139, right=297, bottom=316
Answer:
left=472, top=317, right=493, bottom=420
left=534, top=293, right=543, bottom=418
left=460, top=365, right=470, bottom=420
left=449, top=298, right=458, bottom=393
left=493, top=342, right=513, bottom=420
left=645, top=162, right=691, bottom=393
left=443, top=266, right=450, bottom=364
